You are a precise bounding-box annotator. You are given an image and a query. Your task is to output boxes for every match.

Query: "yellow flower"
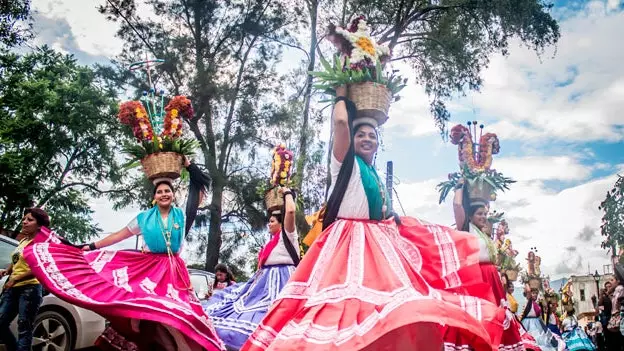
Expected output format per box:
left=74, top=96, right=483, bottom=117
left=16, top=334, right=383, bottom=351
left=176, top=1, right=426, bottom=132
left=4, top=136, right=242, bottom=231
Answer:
left=280, top=171, right=287, bottom=178
left=171, top=109, right=178, bottom=117
left=355, top=37, right=376, bottom=56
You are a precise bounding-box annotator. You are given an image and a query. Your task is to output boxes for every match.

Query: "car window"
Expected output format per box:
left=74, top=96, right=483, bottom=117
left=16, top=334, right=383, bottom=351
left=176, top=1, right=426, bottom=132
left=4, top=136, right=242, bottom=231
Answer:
left=190, top=274, right=209, bottom=297
left=0, top=238, right=16, bottom=269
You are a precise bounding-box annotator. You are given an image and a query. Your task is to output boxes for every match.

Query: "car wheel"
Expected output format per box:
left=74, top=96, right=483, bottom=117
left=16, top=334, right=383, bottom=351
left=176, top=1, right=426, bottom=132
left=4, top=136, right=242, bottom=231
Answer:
left=31, top=310, right=73, bottom=351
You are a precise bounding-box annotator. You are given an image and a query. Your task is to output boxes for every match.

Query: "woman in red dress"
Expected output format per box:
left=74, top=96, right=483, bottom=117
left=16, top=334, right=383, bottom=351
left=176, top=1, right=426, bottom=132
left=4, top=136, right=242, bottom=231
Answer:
left=242, top=87, right=506, bottom=351
left=453, top=182, right=526, bottom=350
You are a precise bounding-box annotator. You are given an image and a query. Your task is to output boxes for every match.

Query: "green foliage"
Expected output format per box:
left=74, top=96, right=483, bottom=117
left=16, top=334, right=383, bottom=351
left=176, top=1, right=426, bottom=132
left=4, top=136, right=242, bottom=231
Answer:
left=436, top=164, right=515, bottom=204
left=0, top=0, right=32, bottom=47
left=99, top=0, right=303, bottom=272
left=0, top=47, right=132, bottom=241
left=310, top=54, right=407, bottom=99
left=599, top=175, right=624, bottom=253
left=344, top=0, right=560, bottom=134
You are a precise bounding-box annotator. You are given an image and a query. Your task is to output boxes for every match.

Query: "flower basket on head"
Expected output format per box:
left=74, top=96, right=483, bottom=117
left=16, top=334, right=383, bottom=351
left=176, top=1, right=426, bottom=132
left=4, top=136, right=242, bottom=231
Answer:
left=436, top=121, right=515, bottom=204
left=506, top=269, right=519, bottom=282
left=310, top=16, right=406, bottom=128
left=348, top=82, right=392, bottom=126
left=264, top=187, right=284, bottom=213
left=141, top=152, right=184, bottom=181
left=117, top=59, right=199, bottom=182
left=260, top=144, right=294, bottom=214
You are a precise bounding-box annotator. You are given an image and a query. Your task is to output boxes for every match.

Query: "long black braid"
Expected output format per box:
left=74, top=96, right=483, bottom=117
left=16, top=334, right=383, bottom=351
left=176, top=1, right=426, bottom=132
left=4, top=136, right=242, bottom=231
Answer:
left=323, top=97, right=399, bottom=230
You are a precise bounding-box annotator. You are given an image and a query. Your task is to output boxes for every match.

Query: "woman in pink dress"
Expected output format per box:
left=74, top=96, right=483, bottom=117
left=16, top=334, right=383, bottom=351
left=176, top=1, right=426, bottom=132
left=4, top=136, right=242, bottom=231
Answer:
left=242, top=87, right=507, bottom=351
left=23, top=159, right=225, bottom=351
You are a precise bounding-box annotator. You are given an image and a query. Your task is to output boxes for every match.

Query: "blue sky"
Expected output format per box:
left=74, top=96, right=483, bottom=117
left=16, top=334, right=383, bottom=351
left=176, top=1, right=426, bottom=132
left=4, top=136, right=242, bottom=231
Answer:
left=29, top=0, right=624, bottom=278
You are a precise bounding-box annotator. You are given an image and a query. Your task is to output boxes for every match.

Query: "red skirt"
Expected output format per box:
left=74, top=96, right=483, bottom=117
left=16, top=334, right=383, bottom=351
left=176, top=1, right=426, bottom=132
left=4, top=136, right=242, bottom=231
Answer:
left=480, top=263, right=525, bottom=351
left=242, top=217, right=505, bottom=351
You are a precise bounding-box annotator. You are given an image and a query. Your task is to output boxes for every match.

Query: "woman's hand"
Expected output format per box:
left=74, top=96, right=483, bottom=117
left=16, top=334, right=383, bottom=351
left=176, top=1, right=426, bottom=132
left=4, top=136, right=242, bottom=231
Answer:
left=4, top=278, right=15, bottom=290
left=82, top=245, right=90, bottom=251
left=183, top=156, right=191, bottom=168
left=0, top=269, right=6, bottom=277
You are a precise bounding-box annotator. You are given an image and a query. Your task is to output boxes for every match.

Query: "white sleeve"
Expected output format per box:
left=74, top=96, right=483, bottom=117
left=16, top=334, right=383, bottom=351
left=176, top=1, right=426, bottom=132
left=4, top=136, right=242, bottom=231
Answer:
left=330, top=154, right=342, bottom=182
left=126, top=217, right=141, bottom=236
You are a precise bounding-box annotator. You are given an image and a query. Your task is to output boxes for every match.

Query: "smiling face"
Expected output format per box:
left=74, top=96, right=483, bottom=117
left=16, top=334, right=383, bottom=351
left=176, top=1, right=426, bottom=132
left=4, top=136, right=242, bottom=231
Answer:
left=268, top=215, right=282, bottom=234
left=470, top=206, right=488, bottom=229
left=353, top=124, right=378, bottom=164
left=154, top=183, right=174, bottom=208
left=21, top=213, right=40, bottom=236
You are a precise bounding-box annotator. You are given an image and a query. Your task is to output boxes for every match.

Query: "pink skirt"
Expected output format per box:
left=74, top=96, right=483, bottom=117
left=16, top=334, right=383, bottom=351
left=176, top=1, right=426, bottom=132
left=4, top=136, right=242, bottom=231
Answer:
left=23, top=227, right=225, bottom=351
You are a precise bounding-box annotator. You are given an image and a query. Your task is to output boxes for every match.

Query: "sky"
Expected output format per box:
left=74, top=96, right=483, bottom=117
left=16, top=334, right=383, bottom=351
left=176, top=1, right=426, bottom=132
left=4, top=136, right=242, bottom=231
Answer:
left=28, top=0, right=624, bottom=278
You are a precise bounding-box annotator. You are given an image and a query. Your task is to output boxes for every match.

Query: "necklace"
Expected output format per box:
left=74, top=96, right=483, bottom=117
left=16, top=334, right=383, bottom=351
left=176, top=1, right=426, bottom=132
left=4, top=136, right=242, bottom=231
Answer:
left=157, top=210, right=174, bottom=254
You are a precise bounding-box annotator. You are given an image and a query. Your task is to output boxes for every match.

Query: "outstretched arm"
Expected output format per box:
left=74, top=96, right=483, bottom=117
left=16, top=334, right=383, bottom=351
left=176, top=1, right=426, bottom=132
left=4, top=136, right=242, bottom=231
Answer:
left=83, top=227, right=134, bottom=251
left=453, top=179, right=466, bottom=230
left=332, top=86, right=350, bottom=163
left=282, top=188, right=296, bottom=234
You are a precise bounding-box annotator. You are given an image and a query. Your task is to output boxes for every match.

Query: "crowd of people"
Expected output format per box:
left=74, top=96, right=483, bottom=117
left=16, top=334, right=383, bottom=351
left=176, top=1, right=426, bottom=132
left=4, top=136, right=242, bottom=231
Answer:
left=1, top=88, right=624, bottom=351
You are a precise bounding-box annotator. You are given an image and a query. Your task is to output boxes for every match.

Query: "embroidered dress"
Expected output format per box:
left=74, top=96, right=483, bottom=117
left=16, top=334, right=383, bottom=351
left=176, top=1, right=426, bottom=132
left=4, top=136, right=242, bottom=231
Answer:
left=242, top=155, right=507, bottom=351
left=561, top=316, right=595, bottom=351
left=448, top=223, right=524, bottom=351
left=204, top=228, right=298, bottom=350
left=521, top=299, right=565, bottom=351
left=23, top=207, right=225, bottom=351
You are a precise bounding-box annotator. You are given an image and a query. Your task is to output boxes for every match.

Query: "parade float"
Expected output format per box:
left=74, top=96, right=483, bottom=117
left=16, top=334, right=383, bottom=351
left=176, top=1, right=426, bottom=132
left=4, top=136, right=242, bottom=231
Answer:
left=310, top=15, right=407, bottom=126
left=117, top=58, right=198, bottom=180
left=437, top=121, right=515, bottom=204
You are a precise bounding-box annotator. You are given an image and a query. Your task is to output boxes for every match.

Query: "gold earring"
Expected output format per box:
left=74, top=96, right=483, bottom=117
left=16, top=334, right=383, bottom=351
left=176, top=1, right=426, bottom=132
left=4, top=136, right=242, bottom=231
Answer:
left=152, top=199, right=157, bottom=206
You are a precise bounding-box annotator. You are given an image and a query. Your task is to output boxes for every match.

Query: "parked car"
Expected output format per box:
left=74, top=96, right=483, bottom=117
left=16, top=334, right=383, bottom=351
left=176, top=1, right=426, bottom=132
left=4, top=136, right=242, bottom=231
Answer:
left=0, top=235, right=106, bottom=350
left=188, top=268, right=215, bottom=302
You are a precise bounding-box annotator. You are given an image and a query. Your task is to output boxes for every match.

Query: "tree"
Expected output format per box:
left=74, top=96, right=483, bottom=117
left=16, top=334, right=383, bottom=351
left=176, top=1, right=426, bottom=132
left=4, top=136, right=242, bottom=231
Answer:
left=99, top=0, right=302, bottom=272
left=599, top=175, right=624, bottom=262
left=0, top=0, right=32, bottom=47
left=348, top=0, right=561, bottom=134
left=0, top=47, right=132, bottom=242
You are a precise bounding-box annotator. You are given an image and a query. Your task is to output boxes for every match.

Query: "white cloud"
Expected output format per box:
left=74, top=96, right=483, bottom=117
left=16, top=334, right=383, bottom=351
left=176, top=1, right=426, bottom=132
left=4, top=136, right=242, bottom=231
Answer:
left=396, top=171, right=619, bottom=280
left=494, top=156, right=592, bottom=181
left=32, top=0, right=124, bottom=57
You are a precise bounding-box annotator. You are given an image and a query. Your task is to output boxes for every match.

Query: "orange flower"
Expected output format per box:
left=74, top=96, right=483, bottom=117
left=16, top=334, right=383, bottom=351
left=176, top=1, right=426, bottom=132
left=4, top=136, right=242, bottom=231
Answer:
left=118, top=101, right=153, bottom=141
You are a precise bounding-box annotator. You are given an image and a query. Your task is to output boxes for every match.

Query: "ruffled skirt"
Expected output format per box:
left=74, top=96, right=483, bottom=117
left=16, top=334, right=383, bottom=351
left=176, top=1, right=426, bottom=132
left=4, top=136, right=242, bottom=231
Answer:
left=242, top=217, right=506, bottom=351
left=204, top=264, right=295, bottom=350
left=23, top=227, right=225, bottom=351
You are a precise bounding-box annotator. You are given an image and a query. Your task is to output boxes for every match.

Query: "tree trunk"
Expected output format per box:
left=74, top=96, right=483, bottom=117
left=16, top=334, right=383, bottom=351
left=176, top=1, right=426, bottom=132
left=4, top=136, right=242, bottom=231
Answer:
left=204, top=182, right=224, bottom=273
left=294, top=0, right=319, bottom=236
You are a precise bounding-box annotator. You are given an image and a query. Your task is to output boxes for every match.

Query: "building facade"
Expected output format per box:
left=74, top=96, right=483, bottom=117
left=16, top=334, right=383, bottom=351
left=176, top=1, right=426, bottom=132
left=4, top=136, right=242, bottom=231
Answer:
left=566, top=273, right=614, bottom=317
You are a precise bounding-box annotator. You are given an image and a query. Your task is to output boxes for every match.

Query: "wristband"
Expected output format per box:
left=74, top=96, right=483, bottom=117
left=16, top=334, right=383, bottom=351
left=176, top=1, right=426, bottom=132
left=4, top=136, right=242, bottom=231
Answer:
left=454, top=183, right=464, bottom=190
left=334, top=96, right=349, bottom=104
left=89, top=242, right=97, bottom=251
left=283, top=190, right=296, bottom=200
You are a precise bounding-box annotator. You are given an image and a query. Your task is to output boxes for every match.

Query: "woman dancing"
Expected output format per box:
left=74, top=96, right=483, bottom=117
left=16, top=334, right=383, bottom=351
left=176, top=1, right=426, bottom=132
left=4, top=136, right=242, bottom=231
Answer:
left=23, top=158, right=225, bottom=351
left=205, top=187, right=298, bottom=350
left=242, top=86, right=507, bottom=351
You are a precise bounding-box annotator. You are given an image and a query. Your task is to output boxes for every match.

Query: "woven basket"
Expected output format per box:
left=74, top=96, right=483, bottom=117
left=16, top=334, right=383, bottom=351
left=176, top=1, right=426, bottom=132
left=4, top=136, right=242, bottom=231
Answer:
left=141, top=152, right=183, bottom=181
left=264, top=187, right=284, bottom=213
left=528, top=278, right=541, bottom=290
left=347, top=82, right=392, bottom=127
left=506, top=269, right=519, bottom=282
left=468, top=181, right=494, bottom=203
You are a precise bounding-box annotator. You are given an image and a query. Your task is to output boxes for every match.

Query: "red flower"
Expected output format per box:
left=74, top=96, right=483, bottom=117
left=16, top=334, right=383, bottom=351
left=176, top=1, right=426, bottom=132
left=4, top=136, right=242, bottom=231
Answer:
left=450, top=124, right=470, bottom=145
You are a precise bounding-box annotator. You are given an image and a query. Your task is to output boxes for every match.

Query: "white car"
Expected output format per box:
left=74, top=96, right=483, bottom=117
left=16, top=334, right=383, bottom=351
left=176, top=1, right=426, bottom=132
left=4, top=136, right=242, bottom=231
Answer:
left=0, top=235, right=106, bottom=350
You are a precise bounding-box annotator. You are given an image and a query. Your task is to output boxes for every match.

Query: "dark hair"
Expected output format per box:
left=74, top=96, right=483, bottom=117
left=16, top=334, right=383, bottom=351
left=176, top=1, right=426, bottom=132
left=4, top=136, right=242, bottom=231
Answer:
left=269, top=212, right=283, bottom=224
left=353, top=122, right=379, bottom=139
left=567, top=308, right=575, bottom=316
left=323, top=100, right=396, bottom=230
left=23, top=207, right=50, bottom=228
left=153, top=180, right=174, bottom=196
left=506, top=281, right=514, bottom=289
left=213, top=263, right=234, bottom=288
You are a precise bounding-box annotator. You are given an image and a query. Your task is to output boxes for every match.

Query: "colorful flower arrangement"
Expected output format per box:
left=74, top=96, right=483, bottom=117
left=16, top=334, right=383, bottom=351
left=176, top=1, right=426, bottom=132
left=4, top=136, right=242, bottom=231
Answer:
left=310, top=16, right=406, bottom=99
left=270, top=144, right=294, bottom=187
left=118, top=94, right=199, bottom=164
left=436, top=121, right=515, bottom=204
